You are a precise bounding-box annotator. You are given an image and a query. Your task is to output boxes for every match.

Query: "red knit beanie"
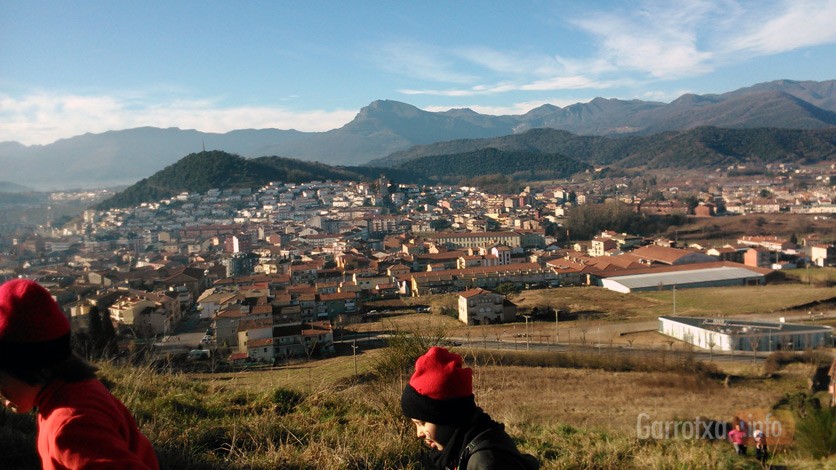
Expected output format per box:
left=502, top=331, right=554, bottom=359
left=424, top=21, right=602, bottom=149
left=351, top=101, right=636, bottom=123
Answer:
left=0, top=279, right=72, bottom=371
left=401, top=346, right=476, bottom=425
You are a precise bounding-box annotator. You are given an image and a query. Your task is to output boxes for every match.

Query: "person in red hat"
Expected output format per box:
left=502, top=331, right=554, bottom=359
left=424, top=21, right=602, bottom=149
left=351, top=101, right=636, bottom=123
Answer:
left=0, top=279, right=159, bottom=470
left=401, top=346, right=539, bottom=470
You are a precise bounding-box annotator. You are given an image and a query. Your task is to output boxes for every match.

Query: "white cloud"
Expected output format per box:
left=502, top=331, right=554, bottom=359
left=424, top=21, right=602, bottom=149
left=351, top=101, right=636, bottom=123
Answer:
left=570, top=1, right=718, bottom=79
left=724, top=0, right=836, bottom=55
left=451, top=47, right=562, bottom=77
left=568, top=0, right=836, bottom=79
left=399, top=75, right=626, bottom=97
left=0, top=93, right=357, bottom=145
left=519, top=76, right=608, bottom=91
left=371, top=42, right=478, bottom=84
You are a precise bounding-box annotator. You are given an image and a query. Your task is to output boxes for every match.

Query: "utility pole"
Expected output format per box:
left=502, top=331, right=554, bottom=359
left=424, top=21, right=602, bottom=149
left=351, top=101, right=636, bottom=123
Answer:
left=672, top=285, right=677, bottom=316
left=351, top=339, right=358, bottom=375
left=523, top=315, right=531, bottom=350
left=555, top=310, right=559, bottom=345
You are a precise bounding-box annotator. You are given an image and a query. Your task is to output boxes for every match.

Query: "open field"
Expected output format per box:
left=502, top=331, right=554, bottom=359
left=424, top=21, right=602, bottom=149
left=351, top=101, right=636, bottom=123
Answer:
left=660, top=213, right=836, bottom=244
left=366, top=283, right=835, bottom=348
left=783, top=267, right=836, bottom=285
left=511, top=284, right=836, bottom=321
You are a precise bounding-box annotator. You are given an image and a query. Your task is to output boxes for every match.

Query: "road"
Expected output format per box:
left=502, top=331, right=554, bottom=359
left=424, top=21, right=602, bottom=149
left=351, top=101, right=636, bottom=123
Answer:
left=336, top=331, right=768, bottom=364
left=153, top=309, right=213, bottom=356
left=452, top=338, right=768, bottom=363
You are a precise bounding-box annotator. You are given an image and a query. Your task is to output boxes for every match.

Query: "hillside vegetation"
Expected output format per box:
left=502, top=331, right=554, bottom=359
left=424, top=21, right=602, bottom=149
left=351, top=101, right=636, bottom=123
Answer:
left=393, top=147, right=592, bottom=183
left=95, top=125, right=836, bottom=209
left=1, top=283, right=835, bottom=469
left=95, top=151, right=417, bottom=210
left=376, top=126, right=836, bottom=169
left=2, top=344, right=832, bottom=469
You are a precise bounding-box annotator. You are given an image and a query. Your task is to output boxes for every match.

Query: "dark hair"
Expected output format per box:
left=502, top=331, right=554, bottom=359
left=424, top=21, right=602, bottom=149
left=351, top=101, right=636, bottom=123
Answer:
left=3, top=353, right=98, bottom=386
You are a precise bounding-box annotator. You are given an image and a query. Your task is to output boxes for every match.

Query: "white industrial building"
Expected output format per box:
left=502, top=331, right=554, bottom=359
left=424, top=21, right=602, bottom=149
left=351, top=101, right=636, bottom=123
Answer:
left=599, top=263, right=768, bottom=293
left=659, top=316, right=833, bottom=352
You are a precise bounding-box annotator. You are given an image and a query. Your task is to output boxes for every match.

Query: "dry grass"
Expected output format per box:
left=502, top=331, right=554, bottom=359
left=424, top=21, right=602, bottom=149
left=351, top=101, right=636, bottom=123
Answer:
left=1, top=347, right=830, bottom=469
left=471, top=363, right=790, bottom=435
left=510, top=285, right=836, bottom=322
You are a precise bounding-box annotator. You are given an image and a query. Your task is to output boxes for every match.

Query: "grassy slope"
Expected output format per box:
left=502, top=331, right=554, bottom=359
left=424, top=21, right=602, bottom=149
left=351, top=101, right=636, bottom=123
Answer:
left=1, top=283, right=834, bottom=469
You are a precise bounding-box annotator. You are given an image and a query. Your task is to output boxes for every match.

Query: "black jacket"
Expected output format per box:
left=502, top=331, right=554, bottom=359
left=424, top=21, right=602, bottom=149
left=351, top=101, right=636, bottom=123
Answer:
left=433, top=408, right=539, bottom=470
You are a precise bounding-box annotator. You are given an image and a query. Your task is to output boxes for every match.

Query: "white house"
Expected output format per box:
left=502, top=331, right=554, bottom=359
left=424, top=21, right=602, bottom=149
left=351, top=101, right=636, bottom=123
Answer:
left=458, top=288, right=516, bottom=325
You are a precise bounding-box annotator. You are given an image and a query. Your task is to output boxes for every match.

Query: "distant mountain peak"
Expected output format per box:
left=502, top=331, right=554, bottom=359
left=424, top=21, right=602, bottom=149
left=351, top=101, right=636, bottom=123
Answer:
left=2, top=79, right=835, bottom=190
left=441, top=107, right=480, bottom=117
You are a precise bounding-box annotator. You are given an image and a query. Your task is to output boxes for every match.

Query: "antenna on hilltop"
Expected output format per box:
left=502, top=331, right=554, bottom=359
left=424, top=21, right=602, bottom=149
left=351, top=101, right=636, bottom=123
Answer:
left=202, top=140, right=206, bottom=152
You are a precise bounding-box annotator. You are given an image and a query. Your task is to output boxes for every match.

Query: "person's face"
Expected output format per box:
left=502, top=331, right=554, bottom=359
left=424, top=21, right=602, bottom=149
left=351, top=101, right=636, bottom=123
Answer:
left=0, top=371, right=42, bottom=414
left=411, top=419, right=454, bottom=451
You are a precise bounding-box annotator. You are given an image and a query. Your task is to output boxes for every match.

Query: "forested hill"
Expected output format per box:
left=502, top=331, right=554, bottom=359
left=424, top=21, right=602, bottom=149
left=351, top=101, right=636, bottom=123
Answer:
left=373, top=127, right=836, bottom=169
left=94, top=147, right=595, bottom=209
left=95, top=125, right=836, bottom=209
left=94, top=151, right=416, bottom=210
left=394, top=148, right=592, bottom=183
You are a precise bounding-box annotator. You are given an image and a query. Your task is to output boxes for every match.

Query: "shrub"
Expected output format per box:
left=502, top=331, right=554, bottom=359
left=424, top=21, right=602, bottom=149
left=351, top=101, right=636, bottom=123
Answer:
left=271, top=388, right=304, bottom=415
left=794, top=406, right=836, bottom=459
left=763, top=350, right=833, bottom=375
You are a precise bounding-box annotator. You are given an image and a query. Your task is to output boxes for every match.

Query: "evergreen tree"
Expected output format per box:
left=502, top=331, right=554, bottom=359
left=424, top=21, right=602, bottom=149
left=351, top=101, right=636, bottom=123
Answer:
left=101, top=309, right=118, bottom=358
left=88, top=305, right=104, bottom=357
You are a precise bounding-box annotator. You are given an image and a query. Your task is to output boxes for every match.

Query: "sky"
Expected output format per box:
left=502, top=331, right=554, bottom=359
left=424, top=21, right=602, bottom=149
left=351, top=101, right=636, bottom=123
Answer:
left=2, top=0, right=836, bottom=146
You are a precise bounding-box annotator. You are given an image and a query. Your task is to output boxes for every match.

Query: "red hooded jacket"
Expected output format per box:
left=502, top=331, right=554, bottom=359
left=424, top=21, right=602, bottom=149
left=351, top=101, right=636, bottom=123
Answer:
left=36, top=378, right=159, bottom=470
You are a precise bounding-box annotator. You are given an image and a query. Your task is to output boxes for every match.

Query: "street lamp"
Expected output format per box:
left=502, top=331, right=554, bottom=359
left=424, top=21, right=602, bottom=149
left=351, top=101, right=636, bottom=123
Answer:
left=523, top=314, right=531, bottom=350
left=555, top=310, right=559, bottom=345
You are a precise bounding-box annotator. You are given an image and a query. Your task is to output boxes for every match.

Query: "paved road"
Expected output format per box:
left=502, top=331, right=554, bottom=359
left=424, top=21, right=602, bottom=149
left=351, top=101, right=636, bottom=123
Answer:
left=452, top=338, right=768, bottom=363
left=154, top=310, right=213, bottom=355
left=336, top=332, right=768, bottom=364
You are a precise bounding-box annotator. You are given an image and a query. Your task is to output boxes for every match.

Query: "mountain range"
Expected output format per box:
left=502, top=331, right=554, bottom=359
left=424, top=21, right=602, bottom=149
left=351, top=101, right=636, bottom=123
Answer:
left=2, top=79, right=835, bottom=190
left=100, top=124, right=836, bottom=210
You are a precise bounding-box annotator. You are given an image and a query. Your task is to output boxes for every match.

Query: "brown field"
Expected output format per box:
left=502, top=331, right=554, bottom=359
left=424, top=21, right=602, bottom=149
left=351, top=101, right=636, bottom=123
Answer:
left=362, top=283, right=835, bottom=348
left=661, top=212, right=835, bottom=244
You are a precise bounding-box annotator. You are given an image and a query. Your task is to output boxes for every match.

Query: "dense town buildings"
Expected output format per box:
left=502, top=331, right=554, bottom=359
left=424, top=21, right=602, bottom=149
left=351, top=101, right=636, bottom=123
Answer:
left=0, top=163, right=833, bottom=363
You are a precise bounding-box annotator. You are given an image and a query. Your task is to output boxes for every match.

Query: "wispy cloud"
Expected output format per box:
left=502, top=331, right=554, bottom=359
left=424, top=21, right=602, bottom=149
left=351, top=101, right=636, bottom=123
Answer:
left=0, top=93, right=357, bottom=145
left=724, top=0, right=836, bottom=55
left=563, top=0, right=836, bottom=78
left=392, top=0, right=836, bottom=99
left=569, top=0, right=720, bottom=79
left=370, top=42, right=478, bottom=84
left=400, top=76, right=624, bottom=97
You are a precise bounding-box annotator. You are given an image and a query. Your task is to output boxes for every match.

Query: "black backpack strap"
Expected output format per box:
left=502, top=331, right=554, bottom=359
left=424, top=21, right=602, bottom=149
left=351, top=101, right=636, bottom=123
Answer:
left=458, top=428, right=540, bottom=470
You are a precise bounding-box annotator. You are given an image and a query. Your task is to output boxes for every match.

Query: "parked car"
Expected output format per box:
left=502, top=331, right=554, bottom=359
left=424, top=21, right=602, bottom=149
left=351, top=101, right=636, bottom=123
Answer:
left=188, top=349, right=211, bottom=360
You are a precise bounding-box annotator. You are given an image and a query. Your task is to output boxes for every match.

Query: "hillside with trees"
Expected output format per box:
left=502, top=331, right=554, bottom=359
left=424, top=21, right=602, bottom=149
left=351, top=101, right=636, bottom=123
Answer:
left=394, top=147, right=592, bottom=183
left=375, top=127, right=836, bottom=169
left=94, top=151, right=419, bottom=210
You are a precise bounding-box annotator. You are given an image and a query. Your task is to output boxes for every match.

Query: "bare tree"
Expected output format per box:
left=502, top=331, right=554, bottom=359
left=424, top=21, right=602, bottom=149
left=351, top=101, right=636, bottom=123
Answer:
left=749, top=336, right=760, bottom=363
left=707, top=337, right=717, bottom=362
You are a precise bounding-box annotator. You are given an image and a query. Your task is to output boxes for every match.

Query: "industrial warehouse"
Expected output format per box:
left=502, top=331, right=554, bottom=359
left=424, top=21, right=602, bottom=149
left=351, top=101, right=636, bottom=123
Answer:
left=598, top=262, right=770, bottom=293
left=658, top=316, right=834, bottom=352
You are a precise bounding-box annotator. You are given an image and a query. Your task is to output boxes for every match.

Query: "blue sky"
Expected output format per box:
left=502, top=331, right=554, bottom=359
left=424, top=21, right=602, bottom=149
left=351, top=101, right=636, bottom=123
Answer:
left=2, top=0, right=835, bottom=145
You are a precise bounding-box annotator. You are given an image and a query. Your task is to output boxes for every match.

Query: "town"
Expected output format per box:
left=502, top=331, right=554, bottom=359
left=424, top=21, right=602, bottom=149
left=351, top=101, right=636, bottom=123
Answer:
left=0, top=161, right=833, bottom=366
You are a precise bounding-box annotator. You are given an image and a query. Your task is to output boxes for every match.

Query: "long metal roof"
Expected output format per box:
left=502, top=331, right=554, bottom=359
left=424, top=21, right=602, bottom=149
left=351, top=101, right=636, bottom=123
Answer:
left=604, top=266, right=763, bottom=290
